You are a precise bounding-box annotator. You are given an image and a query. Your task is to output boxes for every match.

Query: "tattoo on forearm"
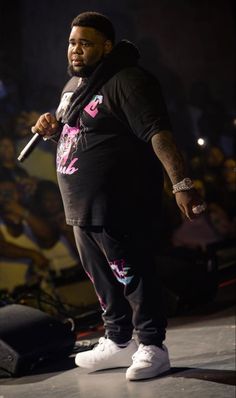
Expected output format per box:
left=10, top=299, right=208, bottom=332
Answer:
left=151, top=131, right=186, bottom=184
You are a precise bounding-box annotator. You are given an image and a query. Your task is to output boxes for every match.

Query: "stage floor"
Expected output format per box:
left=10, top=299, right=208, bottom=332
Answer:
left=0, top=283, right=235, bottom=398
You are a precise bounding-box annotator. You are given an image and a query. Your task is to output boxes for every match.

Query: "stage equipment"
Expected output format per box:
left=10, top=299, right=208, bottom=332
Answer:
left=0, top=304, right=76, bottom=376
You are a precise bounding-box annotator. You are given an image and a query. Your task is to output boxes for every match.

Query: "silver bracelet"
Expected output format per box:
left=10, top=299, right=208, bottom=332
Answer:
left=172, top=178, right=194, bottom=194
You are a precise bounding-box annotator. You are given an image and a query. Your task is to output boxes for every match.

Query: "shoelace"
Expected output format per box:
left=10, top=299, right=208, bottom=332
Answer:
left=132, top=345, right=156, bottom=363
left=93, top=337, right=107, bottom=352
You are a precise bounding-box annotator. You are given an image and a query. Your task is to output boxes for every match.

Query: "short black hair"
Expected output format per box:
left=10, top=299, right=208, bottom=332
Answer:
left=71, top=11, right=115, bottom=44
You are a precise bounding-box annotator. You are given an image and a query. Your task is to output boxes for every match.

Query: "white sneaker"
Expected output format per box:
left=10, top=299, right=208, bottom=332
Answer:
left=75, top=337, right=138, bottom=371
left=126, top=344, right=171, bottom=381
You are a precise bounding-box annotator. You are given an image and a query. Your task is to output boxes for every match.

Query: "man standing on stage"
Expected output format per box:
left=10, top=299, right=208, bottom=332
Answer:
left=31, top=12, right=206, bottom=381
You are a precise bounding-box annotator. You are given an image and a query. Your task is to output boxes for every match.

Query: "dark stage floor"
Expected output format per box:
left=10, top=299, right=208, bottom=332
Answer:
left=0, top=277, right=235, bottom=398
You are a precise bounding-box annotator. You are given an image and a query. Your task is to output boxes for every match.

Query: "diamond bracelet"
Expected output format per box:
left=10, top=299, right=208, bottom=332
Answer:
left=172, top=178, right=194, bottom=194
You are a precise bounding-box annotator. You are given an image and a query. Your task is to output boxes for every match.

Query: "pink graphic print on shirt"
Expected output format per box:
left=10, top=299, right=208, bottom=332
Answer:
left=84, top=95, right=103, bottom=118
left=57, top=124, right=80, bottom=175
left=57, top=95, right=103, bottom=175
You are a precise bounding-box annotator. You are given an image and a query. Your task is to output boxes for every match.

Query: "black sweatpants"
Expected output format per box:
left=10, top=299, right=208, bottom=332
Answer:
left=73, top=225, right=167, bottom=346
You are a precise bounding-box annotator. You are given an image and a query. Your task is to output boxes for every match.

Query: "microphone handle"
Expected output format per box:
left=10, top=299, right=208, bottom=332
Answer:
left=17, top=133, right=42, bottom=162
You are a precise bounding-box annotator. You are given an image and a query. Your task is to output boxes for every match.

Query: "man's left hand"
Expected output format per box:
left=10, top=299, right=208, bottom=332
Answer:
left=175, top=189, right=207, bottom=220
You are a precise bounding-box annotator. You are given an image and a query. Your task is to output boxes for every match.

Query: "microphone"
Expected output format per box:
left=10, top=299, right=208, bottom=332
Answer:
left=17, top=131, right=42, bottom=162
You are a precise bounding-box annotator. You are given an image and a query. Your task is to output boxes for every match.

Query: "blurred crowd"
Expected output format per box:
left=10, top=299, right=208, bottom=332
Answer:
left=162, top=145, right=236, bottom=251
left=0, top=77, right=235, bottom=301
left=0, top=113, right=85, bottom=297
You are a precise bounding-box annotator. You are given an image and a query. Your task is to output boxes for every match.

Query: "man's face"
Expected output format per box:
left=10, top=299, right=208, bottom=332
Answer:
left=67, top=26, right=112, bottom=77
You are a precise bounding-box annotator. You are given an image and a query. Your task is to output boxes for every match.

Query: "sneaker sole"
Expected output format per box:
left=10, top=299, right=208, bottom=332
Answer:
left=126, top=363, right=171, bottom=381
left=75, top=357, right=134, bottom=372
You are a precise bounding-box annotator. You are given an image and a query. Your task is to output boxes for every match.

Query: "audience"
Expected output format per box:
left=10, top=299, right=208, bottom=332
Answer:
left=13, top=111, right=57, bottom=183
left=221, top=158, right=236, bottom=220
left=0, top=135, right=38, bottom=205
left=0, top=178, right=53, bottom=292
left=171, top=178, right=233, bottom=251
left=31, top=180, right=83, bottom=278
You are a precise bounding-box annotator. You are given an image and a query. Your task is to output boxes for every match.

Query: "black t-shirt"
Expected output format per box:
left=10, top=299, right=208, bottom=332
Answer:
left=56, top=66, right=171, bottom=228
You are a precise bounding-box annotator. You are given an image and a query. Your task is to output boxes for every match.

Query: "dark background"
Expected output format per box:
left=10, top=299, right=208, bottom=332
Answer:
left=0, top=0, right=235, bottom=151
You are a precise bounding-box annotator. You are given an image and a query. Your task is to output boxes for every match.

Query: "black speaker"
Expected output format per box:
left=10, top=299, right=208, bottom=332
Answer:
left=0, top=304, right=76, bottom=376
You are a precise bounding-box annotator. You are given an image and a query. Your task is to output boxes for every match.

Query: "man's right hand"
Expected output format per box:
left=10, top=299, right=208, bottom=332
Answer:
left=31, top=113, right=59, bottom=138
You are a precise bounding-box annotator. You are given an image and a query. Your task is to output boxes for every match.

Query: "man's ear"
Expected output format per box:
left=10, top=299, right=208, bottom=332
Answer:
left=104, top=40, right=113, bottom=55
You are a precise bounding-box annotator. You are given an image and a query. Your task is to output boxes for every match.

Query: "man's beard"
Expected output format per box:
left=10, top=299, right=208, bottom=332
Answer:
left=67, top=61, right=101, bottom=78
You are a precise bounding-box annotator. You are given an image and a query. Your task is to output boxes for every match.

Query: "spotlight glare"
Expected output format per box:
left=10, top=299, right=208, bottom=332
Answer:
left=197, top=138, right=205, bottom=146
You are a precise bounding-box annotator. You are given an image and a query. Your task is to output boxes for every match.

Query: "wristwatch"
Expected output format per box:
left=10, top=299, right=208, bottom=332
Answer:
left=172, top=178, right=194, bottom=194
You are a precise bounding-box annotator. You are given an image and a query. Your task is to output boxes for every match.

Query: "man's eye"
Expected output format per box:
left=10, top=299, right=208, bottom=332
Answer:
left=82, top=42, right=91, bottom=47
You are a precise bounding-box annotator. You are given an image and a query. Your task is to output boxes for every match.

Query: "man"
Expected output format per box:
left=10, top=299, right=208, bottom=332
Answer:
left=31, top=12, right=206, bottom=381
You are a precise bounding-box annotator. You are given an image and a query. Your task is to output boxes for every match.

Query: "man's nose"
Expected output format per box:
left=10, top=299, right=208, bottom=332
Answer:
left=72, top=43, right=83, bottom=54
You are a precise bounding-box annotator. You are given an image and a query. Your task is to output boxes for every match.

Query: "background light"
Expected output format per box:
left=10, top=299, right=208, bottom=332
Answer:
left=197, top=138, right=206, bottom=146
